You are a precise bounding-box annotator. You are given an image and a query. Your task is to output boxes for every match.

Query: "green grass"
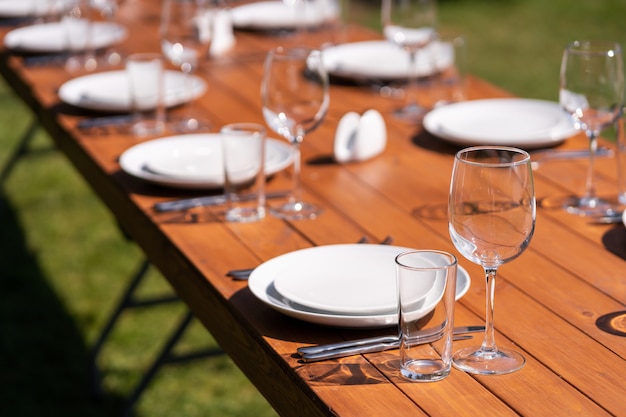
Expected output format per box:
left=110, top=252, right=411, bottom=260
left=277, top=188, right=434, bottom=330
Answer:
left=1, top=1, right=625, bottom=416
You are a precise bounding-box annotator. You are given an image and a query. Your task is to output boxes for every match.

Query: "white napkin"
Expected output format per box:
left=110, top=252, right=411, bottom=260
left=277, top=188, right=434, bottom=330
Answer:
left=334, top=110, right=387, bottom=163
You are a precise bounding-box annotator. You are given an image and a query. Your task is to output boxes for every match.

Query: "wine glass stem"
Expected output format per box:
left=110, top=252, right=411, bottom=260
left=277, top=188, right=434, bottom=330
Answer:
left=181, top=63, right=198, bottom=120
left=584, top=131, right=599, bottom=202
left=481, top=267, right=498, bottom=353
left=407, top=50, right=419, bottom=106
left=290, top=136, right=303, bottom=204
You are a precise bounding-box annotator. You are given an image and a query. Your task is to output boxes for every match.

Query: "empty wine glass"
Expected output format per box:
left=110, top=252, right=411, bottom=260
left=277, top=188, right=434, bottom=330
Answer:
left=161, top=0, right=213, bottom=131
left=90, top=0, right=124, bottom=67
left=261, top=47, right=329, bottom=220
left=62, top=0, right=93, bottom=73
left=559, top=40, right=625, bottom=216
left=381, top=0, right=437, bottom=122
left=448, top=146, right=536, bottom=375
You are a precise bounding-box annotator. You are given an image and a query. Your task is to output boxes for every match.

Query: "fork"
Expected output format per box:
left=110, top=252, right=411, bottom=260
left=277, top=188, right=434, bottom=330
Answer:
left=226, top=235, right=394, bottom=280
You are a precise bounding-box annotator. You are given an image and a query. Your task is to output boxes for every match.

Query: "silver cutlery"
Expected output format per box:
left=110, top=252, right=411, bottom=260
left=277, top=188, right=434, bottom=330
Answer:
left=589, top=211, right=624, bottom=224
left=530, top=146, right=612, bottom=170
left=154, top=190, right=290, bottom=213
left=297, top=325, right=484, bottom=356
left=77, top=114, right=133, bottom=131
left=298, top=325, right=484, bottom=362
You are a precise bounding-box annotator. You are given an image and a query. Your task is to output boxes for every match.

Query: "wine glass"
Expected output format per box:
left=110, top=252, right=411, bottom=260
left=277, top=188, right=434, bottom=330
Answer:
left=448, top=146, right=536, bottom=375
left=261, top=47, right=329, bottom=220
left=381, top=0, right=437, bottom=122
left=160, top=0, right=213, bottom=132
left=559, top=40, right=625, bottom=216
left=89, top=0, right=125, bottom=67
left=62, top=0, right=93, bottom=73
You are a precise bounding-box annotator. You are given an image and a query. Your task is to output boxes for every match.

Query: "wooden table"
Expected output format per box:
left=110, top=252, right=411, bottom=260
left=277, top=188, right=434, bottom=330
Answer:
left=1, top=1, right=625, bottom=415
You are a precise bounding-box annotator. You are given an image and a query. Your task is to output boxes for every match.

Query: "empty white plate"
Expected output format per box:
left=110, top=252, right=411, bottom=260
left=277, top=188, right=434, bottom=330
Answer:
left=0, top=0, right=70, bottom=17
left=230, top=0, right=336, bottom=30
left=248, top=244, right=471, bottom=328
left=119, top=134, right=293, bottom=189
left=321, top=40, right=453, bottom=80
left=273, top=244, right=437, bottom=315
left=423, top=98, right=578, bottom=149
left=58, top=70, right=206, bottom=112
left=4, top=21, right=127, bottom=53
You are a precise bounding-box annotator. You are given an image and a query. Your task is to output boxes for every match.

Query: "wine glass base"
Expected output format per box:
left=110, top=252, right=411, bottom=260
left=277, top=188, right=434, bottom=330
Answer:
left=453, top=346, right=525, bottom=375
left=392, top=102, right=429, bottom=123
left=596, top=311, right=626, bottom=336
left=563, top=195, right=618, bottom=217
left=270, top=201, right=322, bottom=220
left=167, top=115, right=212, bottom=133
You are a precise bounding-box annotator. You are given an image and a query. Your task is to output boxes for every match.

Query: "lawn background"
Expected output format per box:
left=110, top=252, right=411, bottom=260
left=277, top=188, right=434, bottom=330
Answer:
left=1, top=0, right=625, bottom=416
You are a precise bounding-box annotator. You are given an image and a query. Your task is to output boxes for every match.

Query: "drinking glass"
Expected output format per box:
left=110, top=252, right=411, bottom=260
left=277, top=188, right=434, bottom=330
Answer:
left=261, top=47, right=329, bottom=220
left=90, top=0, right=124, bottom=67
left=381, top=0, right=437, bottom=122
left=161, top=0, right=213, bottom=131
left=448, top=146, right=536, bottom=375
left=559, top=40, right=625, bottom=216
left=62, top=0, right=93, bottom=73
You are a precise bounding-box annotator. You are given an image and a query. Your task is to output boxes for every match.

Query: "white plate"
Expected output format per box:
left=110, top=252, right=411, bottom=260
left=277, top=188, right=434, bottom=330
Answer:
left=321, top=40, right=454, bottom=81
left=248, top=244, right=471, bottom=328
left=423, top=98, right=578, bottom=149
left=4, top=21, right=127, bottom=53
left=273, top=244, right=436, bottom=315
left=119, top=134, right=293, bottom=189
left=230, top=0, right=336, bottom=30
left=0, top=0, right=69, bottom=17
left=58, top=70, right=206, bottom=112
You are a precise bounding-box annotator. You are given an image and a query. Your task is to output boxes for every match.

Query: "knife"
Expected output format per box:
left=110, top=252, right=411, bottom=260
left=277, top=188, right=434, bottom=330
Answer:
left=154, top=190, right=289, bottom=212
left=77, top=114, right=134, bottom=131
left=297, top=325, right=484, bottom=357
left=530, top=147, right=612, bottom=170
left=589, top=211, right=624, bottom=224
left=299, top=333, right=475, bottom=363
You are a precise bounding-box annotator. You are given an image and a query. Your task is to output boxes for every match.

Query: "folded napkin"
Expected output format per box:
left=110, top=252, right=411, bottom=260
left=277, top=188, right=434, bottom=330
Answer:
left=334, top=110, right=387, bottom=163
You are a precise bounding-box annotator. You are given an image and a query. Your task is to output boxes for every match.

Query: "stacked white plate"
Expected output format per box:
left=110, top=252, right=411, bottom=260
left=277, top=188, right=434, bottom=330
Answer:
left=0, top=0, right=72, bottom=18
left=119, top=134, right=293, bottom=189
left=4, top=21, right=127, bottom=53
left=248, top=244, right=471, bottom=328
left=423, top=98, right=579, bottom=149
left=58, top=70, right=207, bottom=112
left=320, top=40, right=454, bottom=81
left=230, top=0, right=338, bottom=30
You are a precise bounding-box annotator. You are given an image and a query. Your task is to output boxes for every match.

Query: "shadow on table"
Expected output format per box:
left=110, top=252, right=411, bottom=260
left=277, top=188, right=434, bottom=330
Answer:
left=597, top=225, right=626, bottom=336
left=601, top=224, right=626, bottom=261
left=411, top=129, right=462, bottom=155
left=0, top=194, right=128, bottom=416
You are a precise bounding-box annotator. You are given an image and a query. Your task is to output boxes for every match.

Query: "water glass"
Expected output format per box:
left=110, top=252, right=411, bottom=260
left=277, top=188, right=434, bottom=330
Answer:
left=396, top=250, right=457, bottom=382
left=126, top=53, right=165, bottom=138
left=220, top=123, right=267, bottom=222
left=425, top=32, right=466, bottom=108
left=62, top=0, right=93, bottom=72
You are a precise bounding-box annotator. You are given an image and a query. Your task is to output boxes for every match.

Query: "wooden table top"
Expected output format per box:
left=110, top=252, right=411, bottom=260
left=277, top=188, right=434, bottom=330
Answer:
left=1, top=1, right=625, bottom=416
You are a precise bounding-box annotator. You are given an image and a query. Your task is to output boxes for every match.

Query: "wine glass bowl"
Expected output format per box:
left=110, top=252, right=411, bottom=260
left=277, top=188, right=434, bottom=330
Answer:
left=261, top=47, right=329, bottom=220
left=448, top=146, right=536, bottom=375
left=381, top=0, right=437, bottom=122
left=559, top=40, right=625, bottom=216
